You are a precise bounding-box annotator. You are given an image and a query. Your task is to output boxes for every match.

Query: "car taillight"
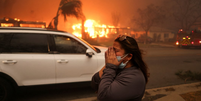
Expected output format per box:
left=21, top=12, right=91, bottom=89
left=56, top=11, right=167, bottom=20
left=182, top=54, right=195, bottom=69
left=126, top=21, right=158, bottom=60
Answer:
left=176, top=41, right=179, bottom=45
left=199, top=41, right=201, bottom=43
left=191, top=42, right=194, bottom=44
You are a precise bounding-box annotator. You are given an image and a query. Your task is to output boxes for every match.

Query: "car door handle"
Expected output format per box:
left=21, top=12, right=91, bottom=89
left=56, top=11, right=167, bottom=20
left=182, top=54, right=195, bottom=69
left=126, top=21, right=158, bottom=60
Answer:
left=2, top=60, right=17, bottom=64
left=57, top=60, right=69, bottom=63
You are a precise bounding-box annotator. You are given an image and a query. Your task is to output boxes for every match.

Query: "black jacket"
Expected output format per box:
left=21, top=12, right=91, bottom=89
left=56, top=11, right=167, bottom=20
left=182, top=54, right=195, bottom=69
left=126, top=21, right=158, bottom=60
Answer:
left=91, top=63, right=146, bottom=101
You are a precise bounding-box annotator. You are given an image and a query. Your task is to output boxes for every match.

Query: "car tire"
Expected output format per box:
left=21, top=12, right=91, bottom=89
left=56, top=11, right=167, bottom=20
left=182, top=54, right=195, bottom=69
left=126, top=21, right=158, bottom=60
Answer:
left=0, top=78, right=13, bottom=101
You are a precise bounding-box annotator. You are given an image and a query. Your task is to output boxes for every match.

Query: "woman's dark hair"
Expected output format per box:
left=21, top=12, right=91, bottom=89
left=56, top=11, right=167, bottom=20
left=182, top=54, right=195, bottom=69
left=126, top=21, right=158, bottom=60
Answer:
left=115, top=35, right=149, bottom=83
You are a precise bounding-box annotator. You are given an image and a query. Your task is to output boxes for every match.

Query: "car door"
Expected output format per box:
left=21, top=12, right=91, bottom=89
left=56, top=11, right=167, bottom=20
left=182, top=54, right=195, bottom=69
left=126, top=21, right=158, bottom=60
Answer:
left=53, top=35, right=98, bottom=83
left=0, top=32, right=56, bottom=86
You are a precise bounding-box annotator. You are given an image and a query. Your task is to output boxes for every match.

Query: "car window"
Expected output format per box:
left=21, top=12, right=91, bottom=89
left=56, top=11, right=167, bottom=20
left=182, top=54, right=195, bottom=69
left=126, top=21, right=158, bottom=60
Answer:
left=54, top=35, right=87, bottom=54
left=7, top=33, right=48, bottom=53
left=77, top=37, right=100, bottom=53
left=0, top=33, right=12, bottom=53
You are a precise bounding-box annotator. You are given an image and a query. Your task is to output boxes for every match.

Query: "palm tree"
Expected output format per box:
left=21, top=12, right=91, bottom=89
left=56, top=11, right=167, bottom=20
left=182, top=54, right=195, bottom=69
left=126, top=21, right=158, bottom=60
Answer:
left=48, top=0, right=85, bottom=30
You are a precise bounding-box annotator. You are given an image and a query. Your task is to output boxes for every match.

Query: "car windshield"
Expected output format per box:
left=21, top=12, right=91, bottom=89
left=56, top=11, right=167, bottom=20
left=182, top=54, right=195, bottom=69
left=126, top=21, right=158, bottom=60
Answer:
left=76, top=36, right=100, bottom=53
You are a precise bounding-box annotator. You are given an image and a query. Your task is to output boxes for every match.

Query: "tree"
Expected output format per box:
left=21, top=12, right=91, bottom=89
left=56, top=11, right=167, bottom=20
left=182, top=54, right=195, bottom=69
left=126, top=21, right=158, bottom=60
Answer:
left=111, top=12, right=120, bottom=27
left=164, top=0, right=201, bottom=31
left=48, top=0, right=85, bottom=30
left=133, top=4, right=165, bottom=44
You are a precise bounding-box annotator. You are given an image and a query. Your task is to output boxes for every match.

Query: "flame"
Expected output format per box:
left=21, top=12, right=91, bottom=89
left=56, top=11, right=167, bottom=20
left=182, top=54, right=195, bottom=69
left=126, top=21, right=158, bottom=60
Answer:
left=1, top=23, right=14, bottom=27
left=72, top=19, right=116, bottom=38
left=20, top=24, right=45, bottom=28
left=73, top=32, right=82, bottom=38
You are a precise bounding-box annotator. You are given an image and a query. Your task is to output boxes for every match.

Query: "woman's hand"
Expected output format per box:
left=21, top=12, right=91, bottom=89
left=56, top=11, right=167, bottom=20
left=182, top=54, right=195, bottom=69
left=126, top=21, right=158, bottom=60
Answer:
left=105, top=47, right=123, bottom=66
left=99, top=66, right=105, bottom=78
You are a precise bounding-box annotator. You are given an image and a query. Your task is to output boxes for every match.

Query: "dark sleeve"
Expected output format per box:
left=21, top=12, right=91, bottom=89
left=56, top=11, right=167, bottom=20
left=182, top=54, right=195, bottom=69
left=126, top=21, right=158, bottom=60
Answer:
left=91, top=72, right=101, bottom=91
left=97, top=63, right=145, bottom=101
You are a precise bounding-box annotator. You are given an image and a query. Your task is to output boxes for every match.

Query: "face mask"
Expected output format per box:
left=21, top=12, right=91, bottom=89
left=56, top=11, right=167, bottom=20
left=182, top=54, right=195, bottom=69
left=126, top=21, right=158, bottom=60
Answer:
left=119, top=61, right=129, bottom=69
left=116, top=54, right=129, bottom=69
left=116, top=56, right=122, bottom=62
left=116, top=54, right=128, bottom=62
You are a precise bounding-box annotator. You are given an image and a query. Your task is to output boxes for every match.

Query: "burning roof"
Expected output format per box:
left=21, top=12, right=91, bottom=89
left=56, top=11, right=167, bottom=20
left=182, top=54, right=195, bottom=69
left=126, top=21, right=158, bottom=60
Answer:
left=0, top=17, right=46, bottom=28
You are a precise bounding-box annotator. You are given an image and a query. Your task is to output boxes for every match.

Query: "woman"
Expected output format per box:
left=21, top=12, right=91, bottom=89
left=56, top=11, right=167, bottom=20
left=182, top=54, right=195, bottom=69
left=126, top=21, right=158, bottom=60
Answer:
left=91, top=35, right=149, bottom=101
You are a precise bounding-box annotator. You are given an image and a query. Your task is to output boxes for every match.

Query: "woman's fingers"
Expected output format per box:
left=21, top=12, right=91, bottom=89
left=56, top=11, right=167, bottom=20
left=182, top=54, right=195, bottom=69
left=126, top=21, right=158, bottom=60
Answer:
left=109, top=47, right=116, bottom=58
left=105, top=48, right=109, bottom=58
left=110, top=47, right=115, bottom=56
left=105, top=46, right=119, bottom=66
left=105, top=47, right=111, bottom=62
left=108, top=46, right=112, bottom=56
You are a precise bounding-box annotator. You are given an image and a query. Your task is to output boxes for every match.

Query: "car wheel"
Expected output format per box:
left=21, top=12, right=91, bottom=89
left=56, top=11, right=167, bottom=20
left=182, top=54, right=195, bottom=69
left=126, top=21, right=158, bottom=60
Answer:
left=0, top=78, right=13, bottom=101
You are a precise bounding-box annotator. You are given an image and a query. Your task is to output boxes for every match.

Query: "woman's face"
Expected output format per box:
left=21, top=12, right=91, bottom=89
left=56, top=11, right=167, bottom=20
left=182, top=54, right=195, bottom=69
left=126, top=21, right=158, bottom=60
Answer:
left=113, top=41, right=126, bottom=57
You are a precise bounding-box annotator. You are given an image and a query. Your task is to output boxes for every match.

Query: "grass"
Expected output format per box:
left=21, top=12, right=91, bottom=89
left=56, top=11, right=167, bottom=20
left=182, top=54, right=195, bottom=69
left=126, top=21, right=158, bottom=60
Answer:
left=175, top=70, right=201, bottom=81
left=180, top=90, right=201, bottom=101
left=142, top=94, right=166, bottom=101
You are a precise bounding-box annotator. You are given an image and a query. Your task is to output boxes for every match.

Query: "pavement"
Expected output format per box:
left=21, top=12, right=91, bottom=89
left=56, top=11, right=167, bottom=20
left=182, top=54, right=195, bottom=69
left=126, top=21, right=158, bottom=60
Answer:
left=70, top=82, right=201, bottom=101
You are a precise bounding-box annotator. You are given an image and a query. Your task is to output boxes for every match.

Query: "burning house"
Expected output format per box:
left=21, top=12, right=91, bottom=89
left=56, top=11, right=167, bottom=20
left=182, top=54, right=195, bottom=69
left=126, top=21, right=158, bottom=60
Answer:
left=0, top=17, right=46, bottom=28
left=71, top=19, right=131, bottom=41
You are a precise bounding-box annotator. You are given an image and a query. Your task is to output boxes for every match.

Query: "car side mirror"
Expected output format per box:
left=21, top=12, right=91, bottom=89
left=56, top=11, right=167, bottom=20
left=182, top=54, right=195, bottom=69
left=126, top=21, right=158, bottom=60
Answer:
left=86, top=49, right=94, bottom=58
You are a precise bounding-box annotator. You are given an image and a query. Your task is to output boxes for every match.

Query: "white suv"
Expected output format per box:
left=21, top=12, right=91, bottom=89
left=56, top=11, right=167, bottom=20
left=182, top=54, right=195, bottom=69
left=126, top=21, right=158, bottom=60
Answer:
left=0, top=27, right=106, bottom=101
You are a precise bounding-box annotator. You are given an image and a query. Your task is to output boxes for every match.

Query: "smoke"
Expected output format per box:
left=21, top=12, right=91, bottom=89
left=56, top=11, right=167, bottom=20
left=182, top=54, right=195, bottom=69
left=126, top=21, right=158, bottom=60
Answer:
left=5, top=0, right=160, bottom=30
left=10, top=0, right=59, bottom=22
left=82, top=0, right=158, bottom=26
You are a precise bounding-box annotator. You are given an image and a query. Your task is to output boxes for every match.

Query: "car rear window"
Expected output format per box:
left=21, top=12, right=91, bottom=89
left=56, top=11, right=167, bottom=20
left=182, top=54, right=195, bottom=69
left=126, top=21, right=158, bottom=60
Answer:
left=0, top=33, right=12, bottom=53
left=3, top=33, right=49, bottom=53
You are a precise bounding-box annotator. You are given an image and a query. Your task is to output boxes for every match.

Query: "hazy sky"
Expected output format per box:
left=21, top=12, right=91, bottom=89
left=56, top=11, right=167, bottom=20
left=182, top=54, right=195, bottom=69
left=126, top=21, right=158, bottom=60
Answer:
left=10, top=0, right=161, bottom=30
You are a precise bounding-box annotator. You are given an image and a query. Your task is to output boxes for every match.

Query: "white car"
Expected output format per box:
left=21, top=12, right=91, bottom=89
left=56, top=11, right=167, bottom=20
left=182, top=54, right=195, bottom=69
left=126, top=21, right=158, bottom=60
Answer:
left=0, top=27, right=106, bottom=101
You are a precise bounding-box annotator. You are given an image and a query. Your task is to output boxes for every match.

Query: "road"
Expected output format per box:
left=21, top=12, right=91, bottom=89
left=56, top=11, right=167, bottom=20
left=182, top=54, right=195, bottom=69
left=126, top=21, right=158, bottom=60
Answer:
left=143, top=47, right=201, bottom=89
left=14, top=46, right=201, bottom=101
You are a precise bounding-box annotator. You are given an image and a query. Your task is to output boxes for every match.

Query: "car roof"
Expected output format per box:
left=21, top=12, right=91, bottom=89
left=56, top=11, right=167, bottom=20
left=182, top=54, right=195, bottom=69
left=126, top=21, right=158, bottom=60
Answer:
left=0, top=27, right=80, bottom=41
left=0, top=27, right=67, bottom=33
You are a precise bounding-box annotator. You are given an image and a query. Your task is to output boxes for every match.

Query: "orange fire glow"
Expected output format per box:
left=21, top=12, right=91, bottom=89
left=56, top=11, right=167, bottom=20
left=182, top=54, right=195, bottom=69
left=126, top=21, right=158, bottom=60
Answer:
left=72, top=19, right=116, bottom=38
